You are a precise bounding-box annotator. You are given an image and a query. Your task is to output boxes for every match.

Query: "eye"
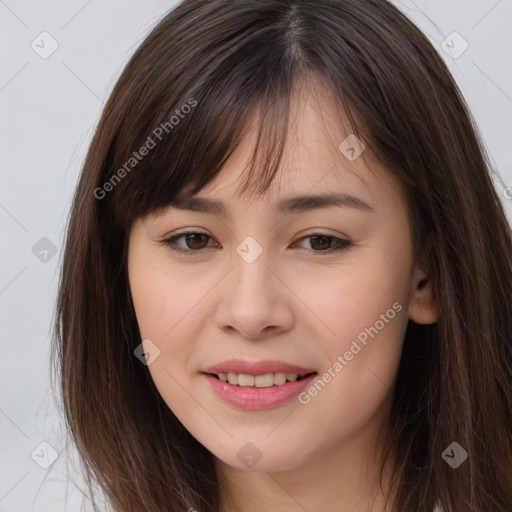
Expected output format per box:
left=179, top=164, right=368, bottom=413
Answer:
left=159, top=231, right=352, bottom=255
left=159, top=231, right=218, bottom=254
left=293, top=234, right=352, bottom=253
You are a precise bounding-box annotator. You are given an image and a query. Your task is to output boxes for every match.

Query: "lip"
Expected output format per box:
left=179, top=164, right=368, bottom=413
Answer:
left=201, top=359, right=318, bottom=410
left=203, top=359, right=317, bottom=376
left=202, top=373, right=317, bottom=410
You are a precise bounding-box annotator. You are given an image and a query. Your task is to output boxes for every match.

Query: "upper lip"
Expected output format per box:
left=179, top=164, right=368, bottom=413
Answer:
left=202, top=359, right=317, bottom=376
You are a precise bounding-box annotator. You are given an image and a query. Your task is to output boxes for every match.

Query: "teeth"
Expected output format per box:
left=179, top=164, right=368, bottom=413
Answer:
left=238, top=374, right=255, bottom=386
left=273, top=372, right=287, bottom=385
left=217, top=372, right=303, bottom=387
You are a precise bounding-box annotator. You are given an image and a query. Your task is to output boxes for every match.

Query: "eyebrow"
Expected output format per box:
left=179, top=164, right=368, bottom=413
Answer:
left=168, top=192, right=375, bottom=218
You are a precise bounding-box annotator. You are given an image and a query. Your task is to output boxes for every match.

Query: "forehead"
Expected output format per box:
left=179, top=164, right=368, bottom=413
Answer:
left=139, top=75, right=407, bottom=227
left=194, top=84, right=399, bottom=210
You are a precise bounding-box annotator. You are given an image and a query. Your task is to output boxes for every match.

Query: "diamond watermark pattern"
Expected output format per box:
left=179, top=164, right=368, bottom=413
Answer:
left=237, top=442, right=262, bottom=468
left=31, top=237, right=58, bottom=263
left=31, top=441, right=59, bottom=469
left=134, top=338, right=161, bottom=366
left=338, top=134, right=365, bottom=161
left=441, top=441, right=468, bottom=468
left=236, top=236, right=263, bottom=264
left=441, top=31, right=469, bottom=59
left=31, top=31, right=59, bottom=59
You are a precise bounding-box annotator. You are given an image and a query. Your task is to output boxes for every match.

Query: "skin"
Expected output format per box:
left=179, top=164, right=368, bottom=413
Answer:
left=127, top=78, right=439, bottom=512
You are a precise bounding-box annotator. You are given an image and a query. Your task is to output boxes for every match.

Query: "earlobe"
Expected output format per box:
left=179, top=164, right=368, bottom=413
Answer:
left=408, top=235, right=439, bottom=325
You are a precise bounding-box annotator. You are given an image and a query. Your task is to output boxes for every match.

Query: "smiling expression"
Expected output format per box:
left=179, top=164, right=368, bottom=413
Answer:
left=127, top=82, right=432, bottom=472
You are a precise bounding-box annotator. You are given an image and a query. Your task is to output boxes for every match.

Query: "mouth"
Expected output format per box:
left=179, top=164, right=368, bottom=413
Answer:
left=201, top=369, right=319, bottom=410
left=204, top=371, right=318, bottom=387
left=201, top=359, right=318, bottom=409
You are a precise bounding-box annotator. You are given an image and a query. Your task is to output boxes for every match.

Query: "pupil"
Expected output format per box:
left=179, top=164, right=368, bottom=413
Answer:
left=187, top=234, right=207, bottom=249
left=311, top=235, right=330, bottom=250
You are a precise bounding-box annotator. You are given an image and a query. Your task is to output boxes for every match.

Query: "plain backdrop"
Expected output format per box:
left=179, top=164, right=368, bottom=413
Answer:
left=0, top=1, right=511, bottom=510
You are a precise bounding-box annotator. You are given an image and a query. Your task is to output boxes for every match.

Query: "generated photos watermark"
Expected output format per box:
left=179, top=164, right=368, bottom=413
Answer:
left=298, top=301, right=403, bottom=405
left=94, top=97, right=197, bottom=200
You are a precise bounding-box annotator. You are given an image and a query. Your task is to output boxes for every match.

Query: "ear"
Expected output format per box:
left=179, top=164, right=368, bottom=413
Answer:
left=408, top=233, right=439, bottom=324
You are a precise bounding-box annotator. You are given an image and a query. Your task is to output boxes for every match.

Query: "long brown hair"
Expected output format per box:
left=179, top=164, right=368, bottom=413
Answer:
left=52, top=0, right=512, bottom=510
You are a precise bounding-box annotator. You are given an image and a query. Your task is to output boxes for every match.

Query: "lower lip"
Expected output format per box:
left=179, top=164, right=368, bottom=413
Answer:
left=202, top=373, right=317, bottom=410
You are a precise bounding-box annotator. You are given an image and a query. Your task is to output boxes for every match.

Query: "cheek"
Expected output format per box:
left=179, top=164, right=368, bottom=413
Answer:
left=290, top=268, right=408, bottom=456
left=130, top=268, right=204, bottom=355
left=299, top=245, right=410, bottom=398
left=128, top=241, right=190, bottom=363
left=128, top=259, right=208, bottom=425
left=305, top=259, right=407, bottom=346
left=128, top=236, right=195, bottom=336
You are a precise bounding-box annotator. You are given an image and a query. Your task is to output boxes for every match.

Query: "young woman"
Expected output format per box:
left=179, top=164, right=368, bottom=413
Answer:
left=52, top=0, right=512, bottom=511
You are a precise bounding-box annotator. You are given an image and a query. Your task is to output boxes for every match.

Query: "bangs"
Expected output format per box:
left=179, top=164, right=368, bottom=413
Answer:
left=108, top=68, right=365, bottom=228
left=95, top=2, right=366, bottom=229
left=106, top=29, right=296, bottom=227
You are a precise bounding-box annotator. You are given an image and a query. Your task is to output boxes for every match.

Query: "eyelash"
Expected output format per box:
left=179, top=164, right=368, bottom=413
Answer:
left=159, top=231, right=353, bottom=256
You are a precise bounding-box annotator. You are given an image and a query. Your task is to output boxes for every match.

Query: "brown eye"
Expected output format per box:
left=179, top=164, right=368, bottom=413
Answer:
left=309, top=235, right=333, bottom=251
left=160, top=232, right=219, bottom=255
left=296, top=234, right=352, bottom=253
left=183, top=233, right=210, bottom=249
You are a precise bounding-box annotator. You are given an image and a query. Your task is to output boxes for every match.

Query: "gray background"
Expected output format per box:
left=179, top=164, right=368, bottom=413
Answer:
left=1, top=1, right=511, bottom=510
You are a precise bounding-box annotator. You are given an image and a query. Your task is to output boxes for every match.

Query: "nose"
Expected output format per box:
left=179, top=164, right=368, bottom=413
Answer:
left=214, top=249, right=294, bottom=340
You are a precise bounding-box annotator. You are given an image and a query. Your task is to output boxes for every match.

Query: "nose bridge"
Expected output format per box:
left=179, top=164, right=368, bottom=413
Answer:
left=216, top=236, right=293, bottom=338
left=231, top=237, right=273, bottom=302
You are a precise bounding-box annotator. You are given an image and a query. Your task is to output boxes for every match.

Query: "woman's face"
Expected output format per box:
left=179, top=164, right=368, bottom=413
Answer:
left=127, top=85, right=437, bottom=474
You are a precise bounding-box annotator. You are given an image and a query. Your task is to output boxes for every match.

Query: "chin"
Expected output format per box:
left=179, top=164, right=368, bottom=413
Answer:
left=210, top=437, right=309, bottom=473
